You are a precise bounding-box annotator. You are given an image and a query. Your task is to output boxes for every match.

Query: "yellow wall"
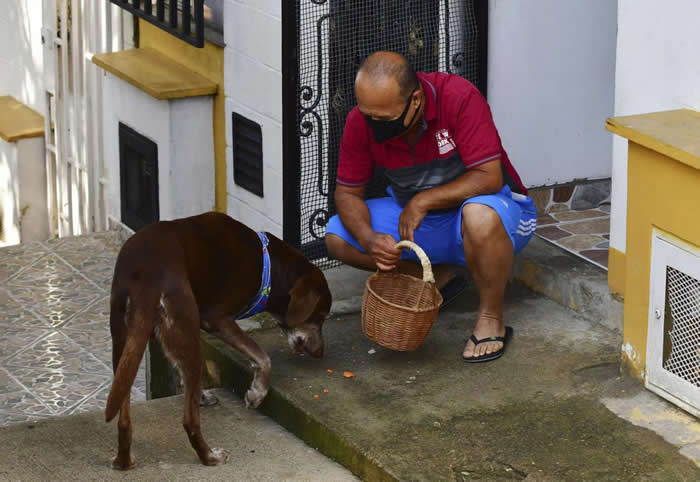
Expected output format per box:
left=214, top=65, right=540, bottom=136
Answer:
left=138, top=21, right=226, bottom=213
left=622, top=141, right=700, bottom=377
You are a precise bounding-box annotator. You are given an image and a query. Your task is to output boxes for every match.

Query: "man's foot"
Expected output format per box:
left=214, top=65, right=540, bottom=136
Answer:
left=463, top=314, right=507, bottom=359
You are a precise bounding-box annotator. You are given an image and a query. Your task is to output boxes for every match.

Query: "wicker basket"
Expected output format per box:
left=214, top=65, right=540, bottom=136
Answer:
left=361, top=240, right=443, bottom=351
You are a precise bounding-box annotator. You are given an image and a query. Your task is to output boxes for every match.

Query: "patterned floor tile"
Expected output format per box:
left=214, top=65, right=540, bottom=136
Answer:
left=61, top=328, right=114, bottom=367
left=4, top=254, right=88, bottom=289
left=66, top=256, right=116, bottom=290
left=60, top=296, right=110, bottom=332
left=5, top=331, right=110, bottom=374
left=5, top=367, right=109, bottom=414
left=0, top=368, right=51, bottom=415
left=0, top=242, right=49, bottom=283
left=6, top=282, right=101, bottom=327
left=0, top=325, right=51, bottom=362
left=59, top=328, right=147, bottom=392
left=0, top=410, right=48, bottom=426
left=70, top=381, right=145, bottom=416
left=0, top=288, right=52, bottom=329
left=45, top=232, right=121, bottom=259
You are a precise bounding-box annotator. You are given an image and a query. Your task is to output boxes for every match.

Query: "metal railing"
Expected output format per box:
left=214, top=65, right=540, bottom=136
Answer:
left=110, top=0, right=205, bottom=48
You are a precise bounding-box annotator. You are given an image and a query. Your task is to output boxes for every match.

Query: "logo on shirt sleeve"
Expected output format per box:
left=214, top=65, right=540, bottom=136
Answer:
left=435, top=129, right=457, bottom=155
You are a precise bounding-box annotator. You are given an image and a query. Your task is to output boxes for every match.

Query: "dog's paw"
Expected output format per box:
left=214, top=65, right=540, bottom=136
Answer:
left=244, top=385, right=268, bottom=409
left=111, top=453, right=136, bottom=470
left=200, top=390, right=219, bottom=407
left=203, top=447, right=229, bottom=466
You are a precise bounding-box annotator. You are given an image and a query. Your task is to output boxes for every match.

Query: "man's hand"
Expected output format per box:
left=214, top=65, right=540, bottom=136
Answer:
left=365, top=233, right=401, bottom=271
left=399, top=197, right=428, bottom=242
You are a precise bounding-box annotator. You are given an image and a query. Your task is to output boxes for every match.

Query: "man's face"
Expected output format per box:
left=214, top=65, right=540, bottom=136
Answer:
left=355, top=72, right=423, bottom=143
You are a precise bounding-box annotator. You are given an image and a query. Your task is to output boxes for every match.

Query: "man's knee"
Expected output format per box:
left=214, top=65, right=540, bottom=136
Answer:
left=325, top=233, right=346, bottom=260
left=461, top=203, right=503, bottom=245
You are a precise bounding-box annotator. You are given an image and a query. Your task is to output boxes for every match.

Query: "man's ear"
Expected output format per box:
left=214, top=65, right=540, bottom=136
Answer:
left=286, top=274, right=321, bottom=327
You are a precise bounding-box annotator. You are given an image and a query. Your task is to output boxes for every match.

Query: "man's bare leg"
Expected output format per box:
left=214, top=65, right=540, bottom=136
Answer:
left=460, top=203, right=514, bottom=358
left=325, top=234, right=453, bottom=288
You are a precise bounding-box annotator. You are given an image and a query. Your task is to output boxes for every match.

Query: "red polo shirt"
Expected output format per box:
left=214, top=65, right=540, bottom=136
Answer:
left=337, top=72, right=527, bottom=204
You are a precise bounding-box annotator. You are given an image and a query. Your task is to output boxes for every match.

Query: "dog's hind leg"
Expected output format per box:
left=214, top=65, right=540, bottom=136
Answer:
left=158, top=288, right=229, bottom=466
left=108, top=289, right=137, bottom=470
left=206, top=317, right=271, bottom=409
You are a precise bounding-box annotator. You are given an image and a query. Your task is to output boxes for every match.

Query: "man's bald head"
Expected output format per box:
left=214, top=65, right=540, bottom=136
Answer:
left=356, top=51, right=420, bottom=99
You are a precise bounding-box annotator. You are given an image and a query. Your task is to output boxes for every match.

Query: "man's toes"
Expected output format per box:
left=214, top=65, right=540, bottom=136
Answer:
left=463, top=341, right=475, bottom=358
left=487, top=341, right=503, bottom=354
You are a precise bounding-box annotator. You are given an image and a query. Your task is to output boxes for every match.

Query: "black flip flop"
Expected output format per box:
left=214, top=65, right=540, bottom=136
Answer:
left=462, top=326, right=513, bottom=363
left=439, top=275, right=468, bottom=309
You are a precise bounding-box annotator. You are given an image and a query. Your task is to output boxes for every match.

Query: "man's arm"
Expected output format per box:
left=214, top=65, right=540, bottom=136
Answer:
left=416, top=158, right=503, bottom=211
left=398, top=158, right=503, bottom=241
left=335, top=184, right=401, bottom=270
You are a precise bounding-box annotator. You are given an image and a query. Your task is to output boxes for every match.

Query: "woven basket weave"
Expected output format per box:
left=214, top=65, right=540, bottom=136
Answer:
left=361, top=240, right=443, bottom=351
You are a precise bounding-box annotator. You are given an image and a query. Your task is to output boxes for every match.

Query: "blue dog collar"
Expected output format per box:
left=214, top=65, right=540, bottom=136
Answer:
left=237, top=232, right=271, bottom=319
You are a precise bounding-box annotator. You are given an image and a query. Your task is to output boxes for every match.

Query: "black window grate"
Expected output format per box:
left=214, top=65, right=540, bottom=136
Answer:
left=110, top=0, right=205, bottom=48
left=282, top=0, right=489, bottom=267
left=232, top=112, right=264, bottom=197
left=119, top=123, right=159, bottom=231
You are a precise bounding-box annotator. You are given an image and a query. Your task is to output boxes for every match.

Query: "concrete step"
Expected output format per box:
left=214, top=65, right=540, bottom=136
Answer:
left=325, top=235, right=623, bottom=334
left=0, top=389, right=356, bottom=481
left=190, top=286, right=699, bottom=480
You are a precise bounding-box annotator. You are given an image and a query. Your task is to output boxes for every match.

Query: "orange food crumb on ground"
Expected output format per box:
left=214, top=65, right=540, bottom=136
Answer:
left=327, top=369, right=333, bottom=374
left=313, top=394, right=320, bottom=399
left=343, top=371, right=355, bottom=378
left=323, top=388, right=329, bottom=393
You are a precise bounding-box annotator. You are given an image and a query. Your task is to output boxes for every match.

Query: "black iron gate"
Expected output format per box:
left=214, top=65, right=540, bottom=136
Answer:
left=283, top=0, right=488, bottom=267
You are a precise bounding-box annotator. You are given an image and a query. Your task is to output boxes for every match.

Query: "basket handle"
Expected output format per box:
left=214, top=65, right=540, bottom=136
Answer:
left=394, top=240, right=435, bottom=284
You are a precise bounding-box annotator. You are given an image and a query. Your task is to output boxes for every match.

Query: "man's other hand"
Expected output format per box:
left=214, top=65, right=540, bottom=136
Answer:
left=399, top=198, right=427, bottom=242
left=366, top=233, right=401, bottom=271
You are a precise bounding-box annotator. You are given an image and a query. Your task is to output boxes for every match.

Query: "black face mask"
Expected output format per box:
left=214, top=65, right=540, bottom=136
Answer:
left=364, top=91, right=420, bottom=143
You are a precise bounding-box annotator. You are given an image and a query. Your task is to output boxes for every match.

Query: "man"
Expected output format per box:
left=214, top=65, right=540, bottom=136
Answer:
left=325, top=51, right=536, bottom=362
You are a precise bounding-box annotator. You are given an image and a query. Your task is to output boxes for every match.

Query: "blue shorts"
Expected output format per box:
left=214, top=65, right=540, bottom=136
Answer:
left=326, top=185, right=537, bottom=267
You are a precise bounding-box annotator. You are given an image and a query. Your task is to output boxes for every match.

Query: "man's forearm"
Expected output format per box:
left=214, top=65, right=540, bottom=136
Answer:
left=335, top=191, right=375, bottom=250
left=413, top=160, right=503, bottom=212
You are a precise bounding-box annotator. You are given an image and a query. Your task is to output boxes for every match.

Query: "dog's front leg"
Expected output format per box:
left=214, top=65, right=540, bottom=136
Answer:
left=207, top=318, right=271, bottom=408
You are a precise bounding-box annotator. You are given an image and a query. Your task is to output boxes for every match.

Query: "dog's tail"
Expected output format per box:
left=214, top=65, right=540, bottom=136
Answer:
left=105, top=294, right=155, bottom=423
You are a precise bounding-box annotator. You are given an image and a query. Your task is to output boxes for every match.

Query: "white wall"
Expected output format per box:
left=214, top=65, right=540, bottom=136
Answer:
left=487, top=0, right=617, bottom=188
left=102, top=72, right=214, bottom=224
left=609, top=0, right=700, bottom=255
left=223, top=0, right=283, bottom=238
left=0, top=1, right=44, bottom=114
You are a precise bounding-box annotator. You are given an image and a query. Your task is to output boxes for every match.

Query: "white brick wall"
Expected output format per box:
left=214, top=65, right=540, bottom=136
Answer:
left=223, top=0, right=283, bottom=236
left=0, top=1, right=44, bottom=114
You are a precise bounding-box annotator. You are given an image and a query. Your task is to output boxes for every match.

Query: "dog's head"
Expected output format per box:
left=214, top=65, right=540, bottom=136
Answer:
left=283, top=268, right=331, bottom=358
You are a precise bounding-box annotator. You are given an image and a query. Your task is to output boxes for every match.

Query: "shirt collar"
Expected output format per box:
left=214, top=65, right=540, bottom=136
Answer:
left=417, top=73, right=437, bottom=122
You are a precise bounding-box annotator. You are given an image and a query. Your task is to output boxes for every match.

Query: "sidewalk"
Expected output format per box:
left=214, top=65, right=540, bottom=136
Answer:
left=0, top=388, right=356, bottom=481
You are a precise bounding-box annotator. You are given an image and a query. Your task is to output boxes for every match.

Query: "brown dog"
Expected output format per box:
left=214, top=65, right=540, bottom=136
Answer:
left=105, top=212, right=331, bottom=469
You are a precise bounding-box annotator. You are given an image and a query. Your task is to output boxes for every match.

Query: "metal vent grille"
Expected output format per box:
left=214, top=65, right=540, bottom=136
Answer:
left=663, top=266, right=700, bottom=386
left=232, top=112, right=264, bottom=198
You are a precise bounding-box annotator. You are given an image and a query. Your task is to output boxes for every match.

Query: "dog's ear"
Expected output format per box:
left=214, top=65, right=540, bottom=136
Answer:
left=286, top=274, right=321, bottom=327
